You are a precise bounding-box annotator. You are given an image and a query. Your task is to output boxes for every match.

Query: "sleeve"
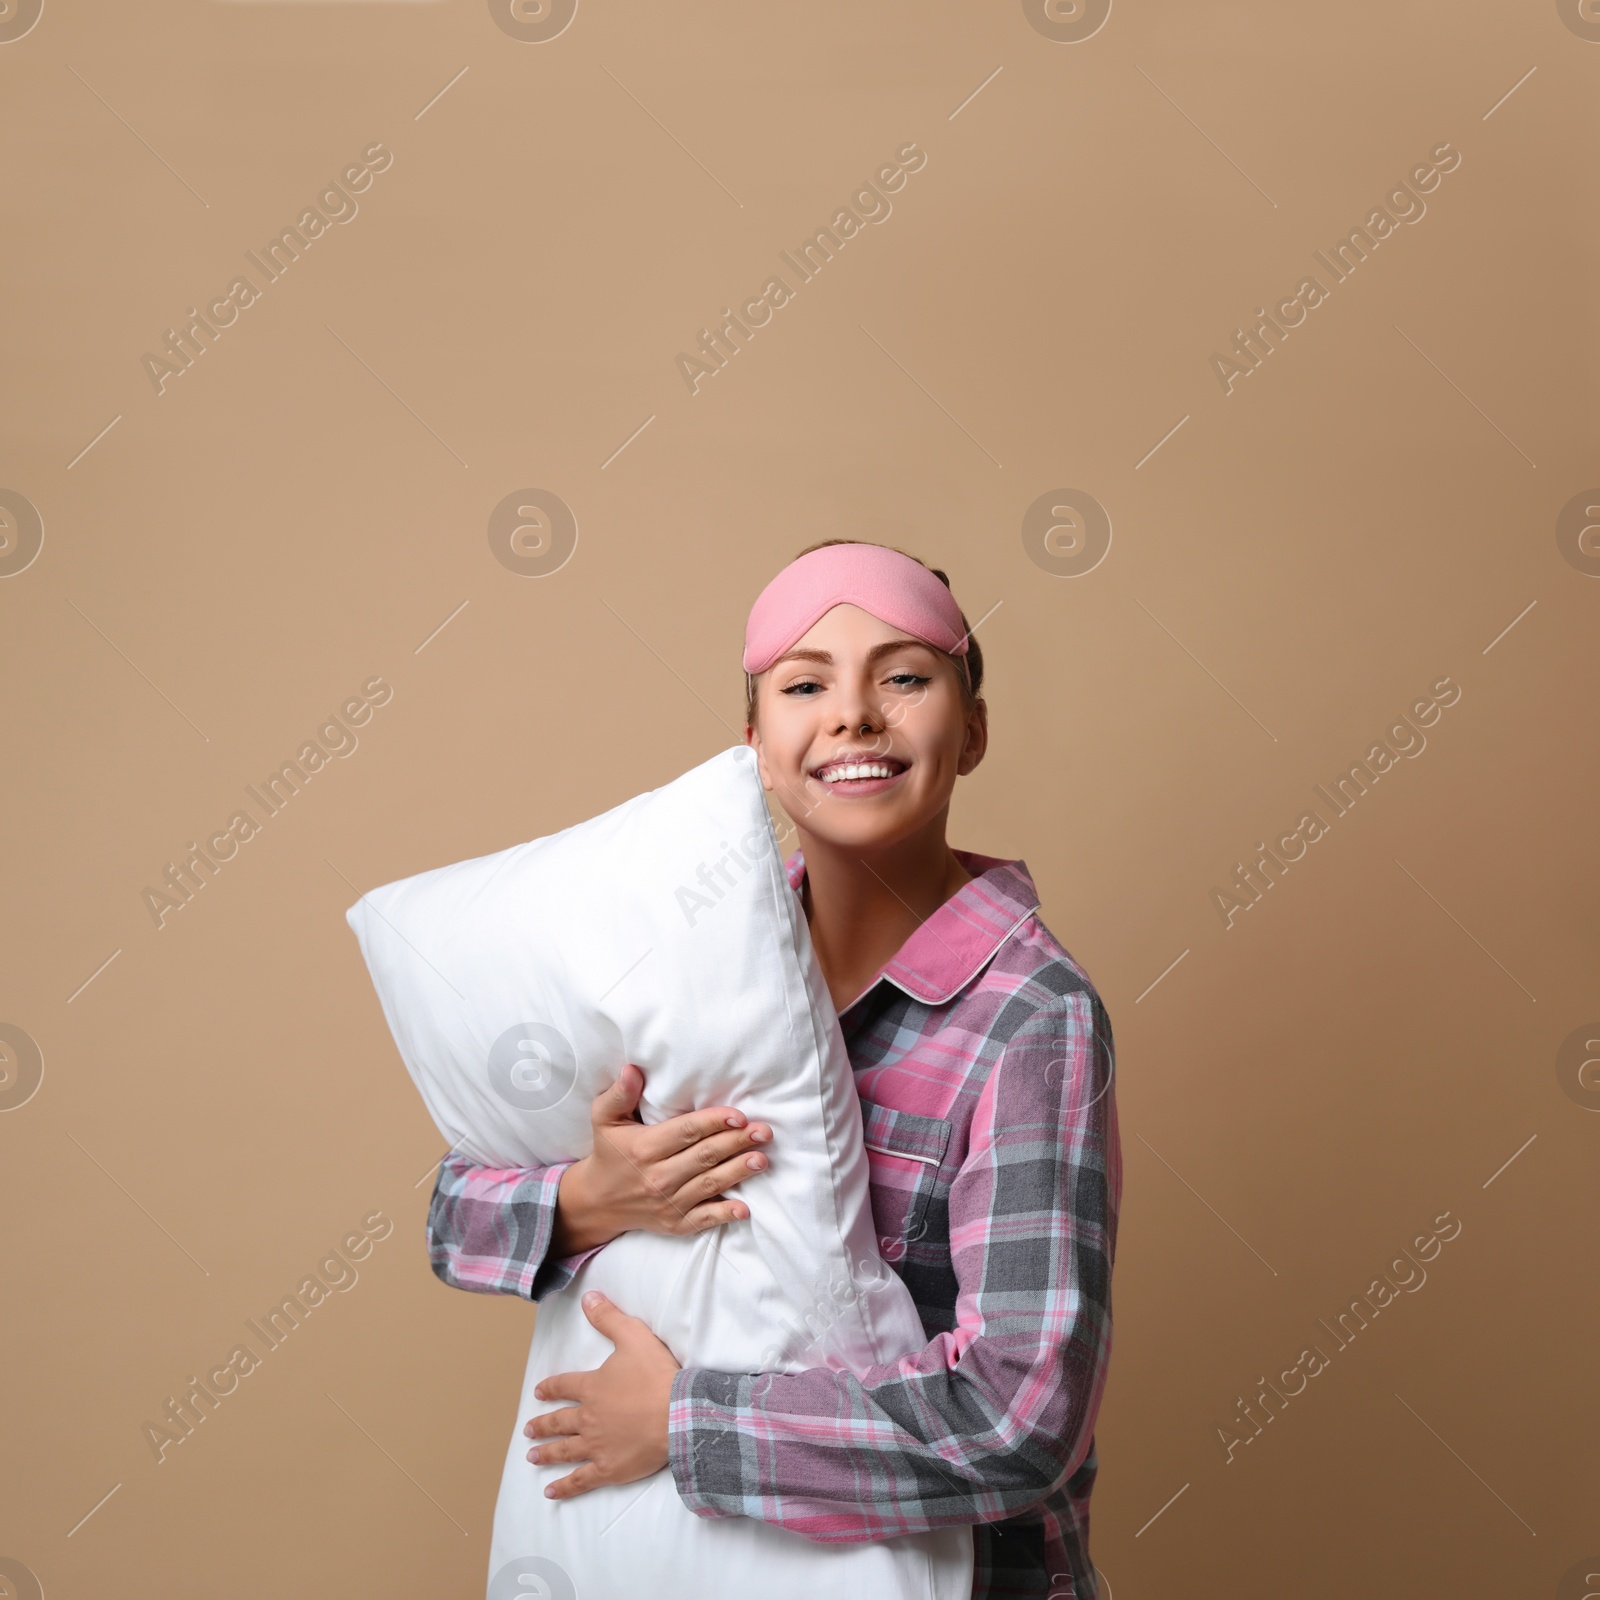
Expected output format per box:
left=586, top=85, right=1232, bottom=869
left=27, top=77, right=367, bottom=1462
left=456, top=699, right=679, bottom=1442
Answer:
left=425, top=1150, right=605, bottom=1301
left=665, top=986, right=1121, bottom=1542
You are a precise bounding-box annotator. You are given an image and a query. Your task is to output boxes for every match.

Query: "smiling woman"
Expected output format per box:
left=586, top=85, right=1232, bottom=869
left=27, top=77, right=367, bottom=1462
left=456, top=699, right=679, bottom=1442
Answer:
left=738, top=544, right=992, bottom=1010
left=425, top=536, right=1121, bottom=1600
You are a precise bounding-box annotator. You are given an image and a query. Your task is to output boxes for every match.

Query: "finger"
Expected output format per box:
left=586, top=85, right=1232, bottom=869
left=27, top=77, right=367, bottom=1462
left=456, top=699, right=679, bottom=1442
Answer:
left=527, top=1435, right=589, bottom=1465
left=523, top=1405, right=583, bottom=1439
left=532, top=1372, right=586, bottom=1404
left=545, top=1463, right=603, bottom=1500
left=579, top=1289, right=641, bottom=1340
left=652, top=1124, right=772, bottom=1195
left=666, top=1150, right=771, bottom=1216
left=637, top=1105, right=762, bottom=1164
left=592, top=1063, right=645, bottom=1126
left=679, top=1197, right=751, bottom=1233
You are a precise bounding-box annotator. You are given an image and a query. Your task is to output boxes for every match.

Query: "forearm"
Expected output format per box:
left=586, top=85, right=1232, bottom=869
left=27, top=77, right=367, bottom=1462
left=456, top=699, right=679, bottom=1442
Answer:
left=547, top=1158, right=620, bottom=1257
left=667, top=1321, right=1108, bottom=1542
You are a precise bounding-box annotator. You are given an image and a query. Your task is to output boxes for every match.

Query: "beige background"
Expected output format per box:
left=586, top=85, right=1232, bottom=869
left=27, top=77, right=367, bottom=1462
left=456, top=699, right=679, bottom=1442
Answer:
left=2, top=0, right=1596, bottom=1594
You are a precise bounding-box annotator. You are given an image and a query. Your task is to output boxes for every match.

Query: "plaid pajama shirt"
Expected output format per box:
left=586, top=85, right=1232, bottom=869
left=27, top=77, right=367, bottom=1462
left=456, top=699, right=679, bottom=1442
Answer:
left=427, top=848, right=1121, bottom=1599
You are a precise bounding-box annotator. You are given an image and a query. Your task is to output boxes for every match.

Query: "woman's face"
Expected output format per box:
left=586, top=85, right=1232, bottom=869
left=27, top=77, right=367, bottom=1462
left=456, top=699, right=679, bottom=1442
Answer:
left=745, top=603, right=987, bottom=854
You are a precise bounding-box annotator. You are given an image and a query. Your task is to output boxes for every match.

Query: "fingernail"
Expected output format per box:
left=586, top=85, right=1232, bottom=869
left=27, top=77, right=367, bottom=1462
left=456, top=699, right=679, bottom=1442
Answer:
left=582, top=1290, right=602, bottom=1308
left=544, top=1486, right=556, bottom=1498
left=750, top=1126, right=770, bottom=1143
left=746, top=1154, right=766, bottom=1170
left=725, top=1114, right=745, bottom=1127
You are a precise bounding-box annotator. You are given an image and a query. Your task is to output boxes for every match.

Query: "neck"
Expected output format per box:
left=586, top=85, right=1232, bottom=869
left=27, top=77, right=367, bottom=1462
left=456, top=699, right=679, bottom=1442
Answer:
left=796, top=811, right=971, bottom=1012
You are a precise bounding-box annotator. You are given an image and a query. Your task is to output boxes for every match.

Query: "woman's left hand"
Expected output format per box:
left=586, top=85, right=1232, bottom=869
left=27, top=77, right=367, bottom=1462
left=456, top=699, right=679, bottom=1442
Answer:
left=524, top=1290, right=680, bottom=1499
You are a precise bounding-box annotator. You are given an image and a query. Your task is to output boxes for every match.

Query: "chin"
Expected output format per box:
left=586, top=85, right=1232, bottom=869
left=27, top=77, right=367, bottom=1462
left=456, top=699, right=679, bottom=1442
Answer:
left=811, top=811, right=920, bottom=852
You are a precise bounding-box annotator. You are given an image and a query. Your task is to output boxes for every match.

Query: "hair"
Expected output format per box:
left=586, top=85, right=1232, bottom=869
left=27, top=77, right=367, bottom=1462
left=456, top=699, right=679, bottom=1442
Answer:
left=743, top=539, right=985, bottom=728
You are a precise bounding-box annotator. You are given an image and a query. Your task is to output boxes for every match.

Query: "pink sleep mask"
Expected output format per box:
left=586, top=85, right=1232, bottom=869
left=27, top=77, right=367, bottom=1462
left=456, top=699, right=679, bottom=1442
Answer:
left=743, top=543, right=970, bottom=674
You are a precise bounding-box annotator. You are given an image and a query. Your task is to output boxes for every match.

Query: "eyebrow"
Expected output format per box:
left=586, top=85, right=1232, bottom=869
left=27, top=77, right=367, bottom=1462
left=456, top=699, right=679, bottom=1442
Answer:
left=771, top=639, right=937, bottom=670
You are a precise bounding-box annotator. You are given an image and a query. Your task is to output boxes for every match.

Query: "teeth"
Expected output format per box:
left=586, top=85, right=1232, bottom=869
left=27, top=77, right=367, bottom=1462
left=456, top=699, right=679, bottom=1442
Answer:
left=820, top=763, right=898, bottom=783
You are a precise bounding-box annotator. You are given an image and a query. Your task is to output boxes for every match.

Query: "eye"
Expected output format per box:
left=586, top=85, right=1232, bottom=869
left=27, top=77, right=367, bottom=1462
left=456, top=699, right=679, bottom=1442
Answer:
left=887, top=673, right=931, bottom=688
left=781, top=678, right=823, bottom=696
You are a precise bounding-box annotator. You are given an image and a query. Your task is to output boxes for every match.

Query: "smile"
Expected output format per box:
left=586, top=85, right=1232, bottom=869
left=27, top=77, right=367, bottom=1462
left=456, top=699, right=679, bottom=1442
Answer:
left=811, top=756, right=909, bottom=788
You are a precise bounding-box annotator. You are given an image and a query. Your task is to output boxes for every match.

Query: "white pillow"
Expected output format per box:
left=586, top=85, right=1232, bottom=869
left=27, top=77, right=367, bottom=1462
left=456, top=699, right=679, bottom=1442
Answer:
left=346, top=745, right=973, bottom=1600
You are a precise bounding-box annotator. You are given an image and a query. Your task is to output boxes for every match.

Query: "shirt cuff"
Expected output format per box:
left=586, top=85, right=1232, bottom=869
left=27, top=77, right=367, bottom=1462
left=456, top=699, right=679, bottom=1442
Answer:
left=529, top=1242, right=606, bottom=1300
left=526, top=1161, right=604, bottom=1300
left=666, top=1366, right=751, bottom=1519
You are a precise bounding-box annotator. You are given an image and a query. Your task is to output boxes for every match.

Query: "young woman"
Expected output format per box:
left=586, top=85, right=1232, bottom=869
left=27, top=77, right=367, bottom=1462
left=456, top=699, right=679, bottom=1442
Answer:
left=428, top=540, right=1122, bottom=1600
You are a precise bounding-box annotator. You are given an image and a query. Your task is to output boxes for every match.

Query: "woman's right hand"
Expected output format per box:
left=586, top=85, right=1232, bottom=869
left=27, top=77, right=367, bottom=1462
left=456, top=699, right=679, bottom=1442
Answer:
left=549, top=1062, right=772, bottom=1255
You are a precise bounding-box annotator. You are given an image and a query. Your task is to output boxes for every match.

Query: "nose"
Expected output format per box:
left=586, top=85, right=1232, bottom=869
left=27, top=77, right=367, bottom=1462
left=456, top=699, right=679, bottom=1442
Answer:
left=830, top=676, right=885, bottom=744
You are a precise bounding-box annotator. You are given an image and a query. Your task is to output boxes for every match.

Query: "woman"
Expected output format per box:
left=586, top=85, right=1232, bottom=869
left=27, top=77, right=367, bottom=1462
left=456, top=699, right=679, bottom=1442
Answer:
left=428, top=539, right=1122, bottom=1600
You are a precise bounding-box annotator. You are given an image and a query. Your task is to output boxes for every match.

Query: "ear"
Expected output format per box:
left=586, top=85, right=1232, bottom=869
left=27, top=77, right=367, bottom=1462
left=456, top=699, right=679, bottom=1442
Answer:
left=744, top=718, right=776, bottom=793
left=957, top=697, right=988, bottom=777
